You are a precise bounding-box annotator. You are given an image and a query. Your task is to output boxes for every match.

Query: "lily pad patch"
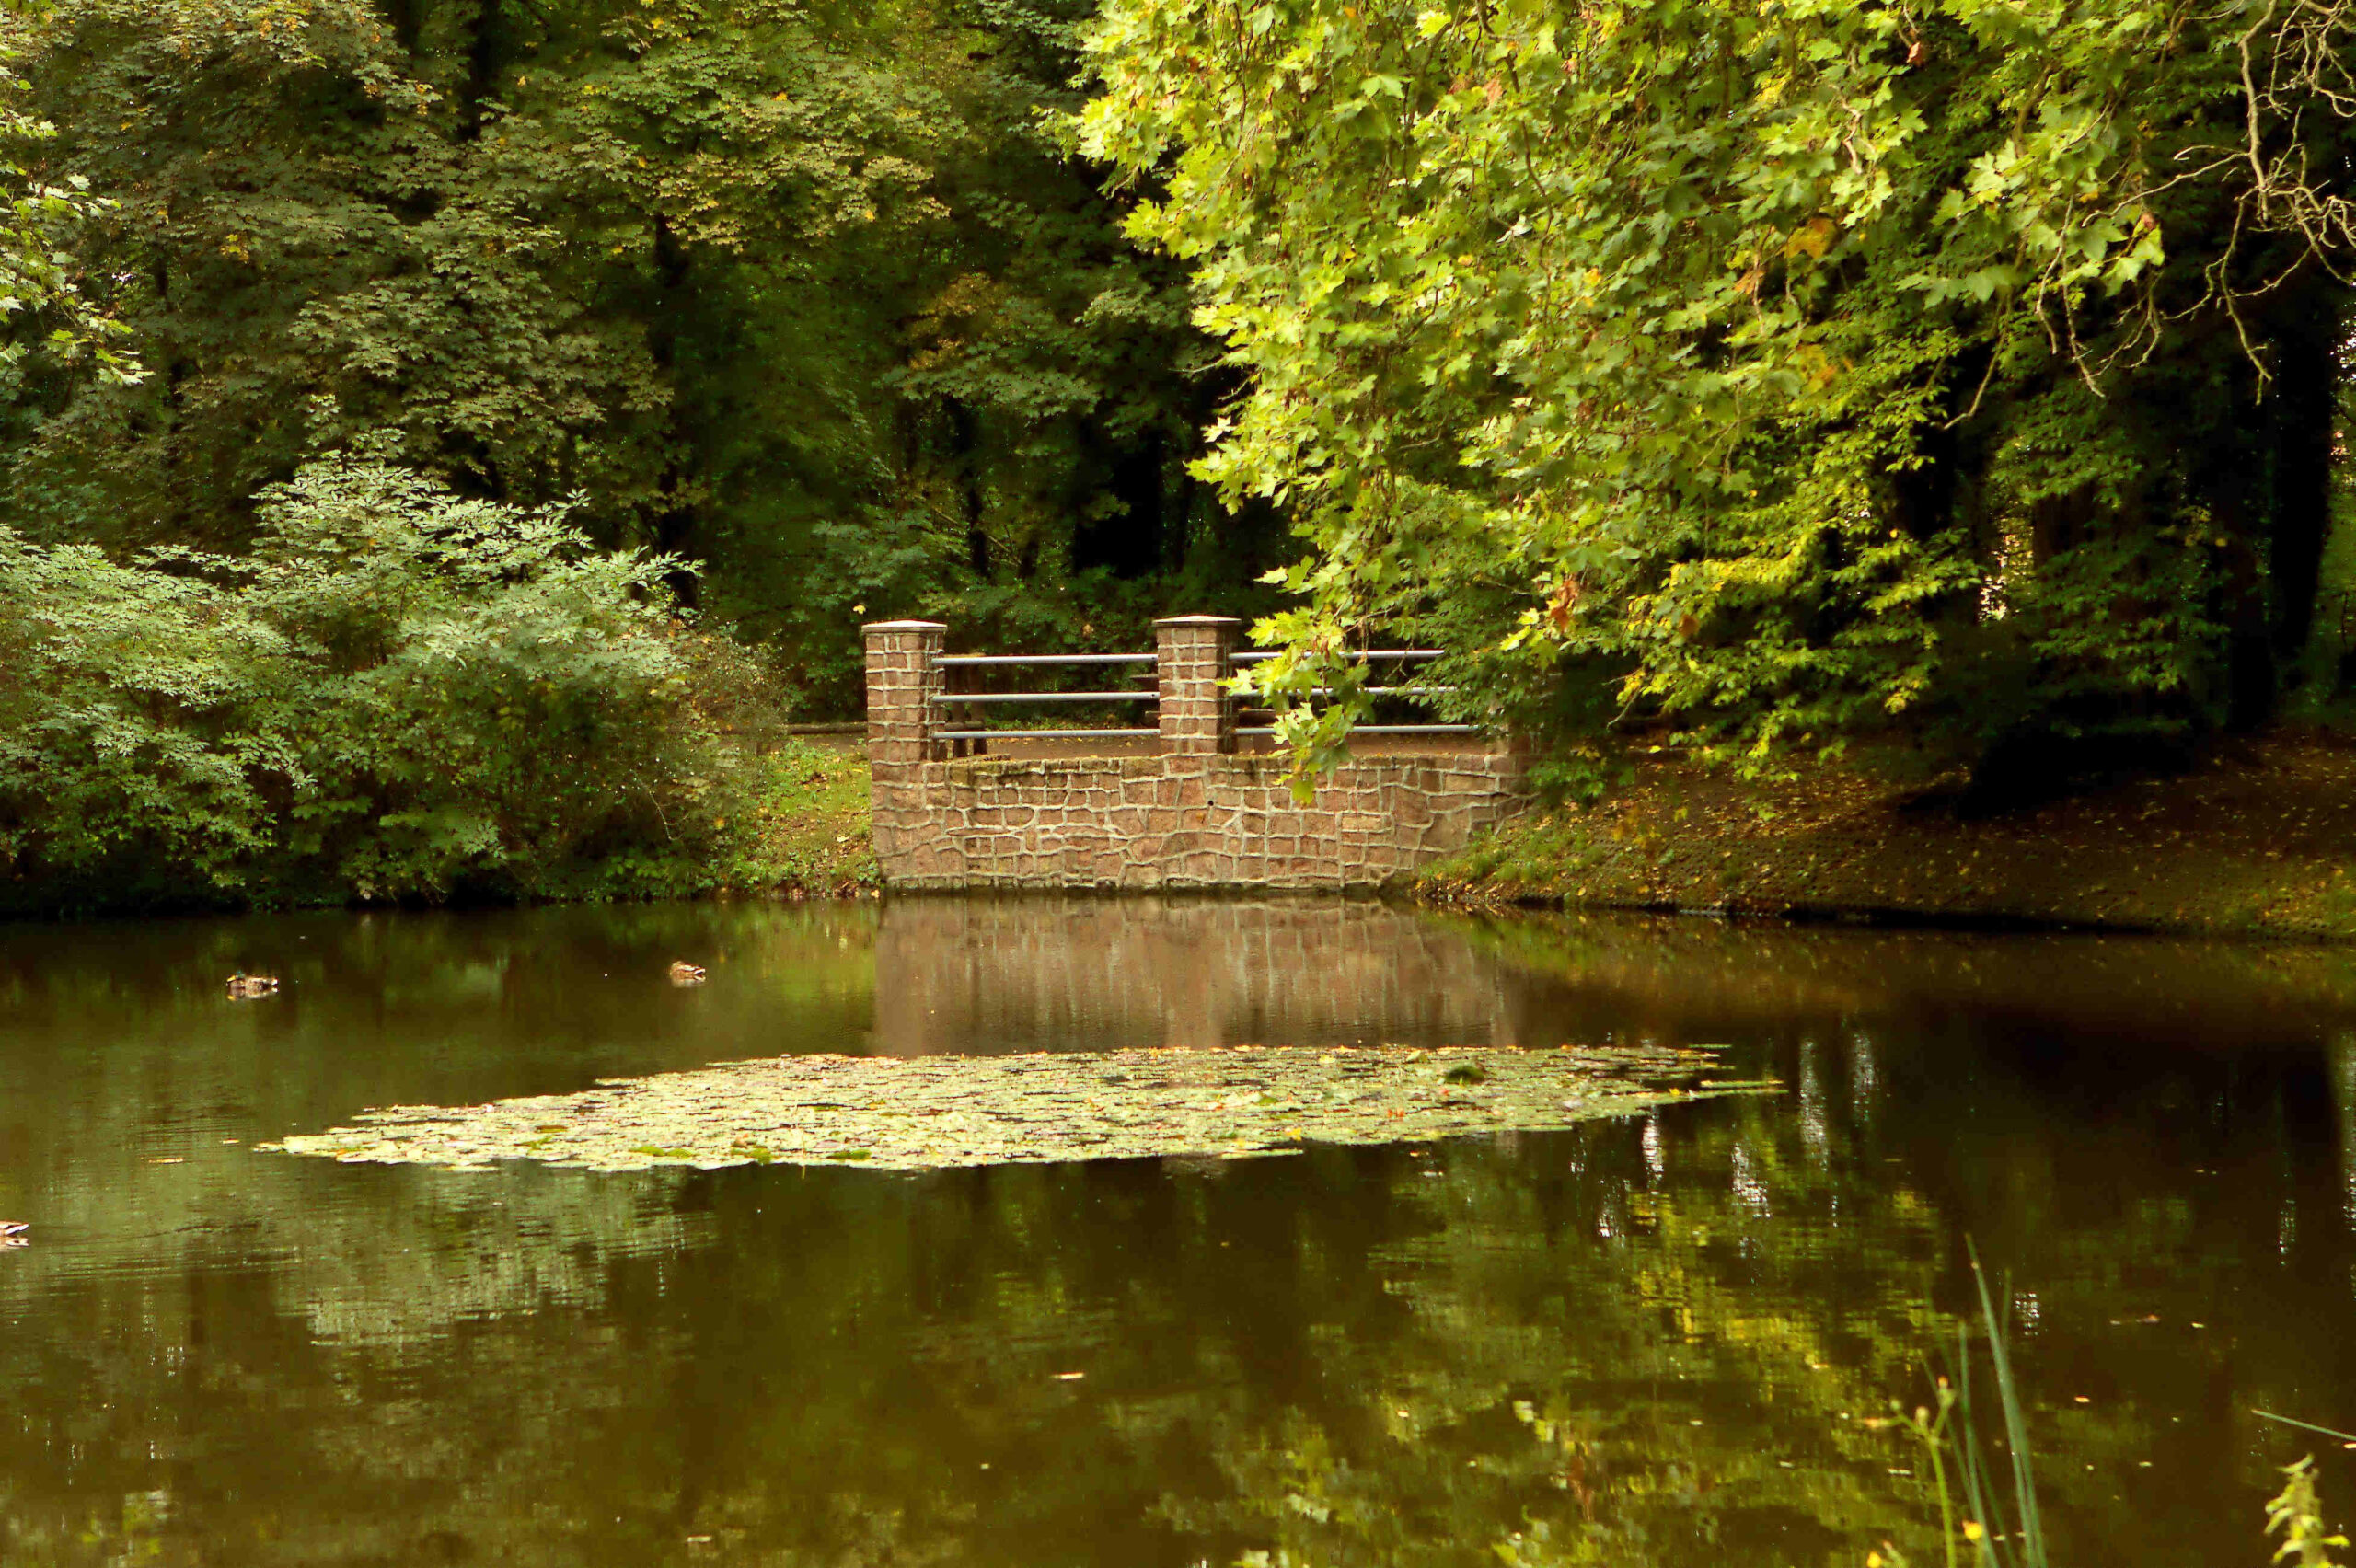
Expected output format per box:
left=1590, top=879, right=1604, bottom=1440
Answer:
left=261, top=1043, right=1771, bottom=1174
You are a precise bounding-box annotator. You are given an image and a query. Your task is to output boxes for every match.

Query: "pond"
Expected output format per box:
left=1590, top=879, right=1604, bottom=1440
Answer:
left=1, top=896, right=2352, bottom=1567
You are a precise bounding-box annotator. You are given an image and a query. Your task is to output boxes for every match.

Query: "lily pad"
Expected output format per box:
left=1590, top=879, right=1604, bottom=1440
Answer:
left=261, top=1043, right=1773, bottom=1174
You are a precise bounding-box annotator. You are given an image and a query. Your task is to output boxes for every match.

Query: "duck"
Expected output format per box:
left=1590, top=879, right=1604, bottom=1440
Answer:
left=1, top=1221, right=26, bottom=1248
left=667, top=961, right=707, bottom=985
left=225, top=973, right=280, bottom=999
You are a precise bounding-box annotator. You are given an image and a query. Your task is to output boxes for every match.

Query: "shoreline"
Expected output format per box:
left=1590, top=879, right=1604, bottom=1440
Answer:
left=1415, top=730, right=2356, bottom=941
left=18, top=729, right=2356, bottom=942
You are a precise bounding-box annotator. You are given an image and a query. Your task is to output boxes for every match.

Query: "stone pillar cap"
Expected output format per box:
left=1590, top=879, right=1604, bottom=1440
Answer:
left=863, top=619, right=949, bottom=631
left=1153, top=615, right=1243, bottom=627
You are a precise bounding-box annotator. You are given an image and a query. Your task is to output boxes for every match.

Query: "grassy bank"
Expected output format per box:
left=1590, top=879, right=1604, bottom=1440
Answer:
left=716, top=740, right=878, bottom=897
left=1420, top=731, right=2356, bottom=940
left=525, top=736, right=880, bottom=904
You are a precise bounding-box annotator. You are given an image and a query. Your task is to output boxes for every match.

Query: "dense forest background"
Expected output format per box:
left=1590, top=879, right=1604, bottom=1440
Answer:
left=0, top=0, right=1284, bottom=909
left=1, top=0, right=1286, bottom=707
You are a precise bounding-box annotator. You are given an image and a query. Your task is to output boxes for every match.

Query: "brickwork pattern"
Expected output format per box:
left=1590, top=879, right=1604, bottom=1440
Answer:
left=1155, top=616, right=1239, bottom=755
left=871, top=751, right=1526, bottom=889
left=864, top=621, right=945, bottom=769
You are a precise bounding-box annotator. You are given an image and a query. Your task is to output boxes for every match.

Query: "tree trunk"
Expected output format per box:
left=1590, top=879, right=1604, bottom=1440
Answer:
left=2265, top=303, right=2341, bottom=683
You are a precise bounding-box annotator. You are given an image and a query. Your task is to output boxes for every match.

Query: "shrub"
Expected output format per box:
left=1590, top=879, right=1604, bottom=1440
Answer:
left=0, top=458, right=757, bottom=911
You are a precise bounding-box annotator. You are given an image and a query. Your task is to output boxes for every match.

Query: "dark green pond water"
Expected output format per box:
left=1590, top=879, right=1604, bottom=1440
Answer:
left=3, top=897, right=2354, bottom=1567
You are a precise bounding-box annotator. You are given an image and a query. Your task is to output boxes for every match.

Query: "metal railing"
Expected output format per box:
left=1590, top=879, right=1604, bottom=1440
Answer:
left=1229, top=648, right=1475, bottom=736
left=917, top=643, right=1479, bottom=748
left=931, top=651, right=1160, bottom=744
left=935, top=654, right=1158, bottom=667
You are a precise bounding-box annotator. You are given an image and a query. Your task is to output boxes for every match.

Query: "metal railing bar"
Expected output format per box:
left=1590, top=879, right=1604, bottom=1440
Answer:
left=1229, top=649, right=1443, bottom=664
left=937, top=691, right=1156, bottom=705
left=1236, top=723, right=1480, bottom=735
left=933, top=653, right=1155, bottom=667
left=939, top=728, right=1161, bottom=741
left=1297, top=685, right=1459, bottom=697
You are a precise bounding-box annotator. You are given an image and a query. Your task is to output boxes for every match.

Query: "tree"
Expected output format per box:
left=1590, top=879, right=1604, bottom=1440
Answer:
left=0, top=20, right=139, bottom=394
left=0, top=0, right=1284, bottom=720
left=1079, top=0, right=2356, bottom=783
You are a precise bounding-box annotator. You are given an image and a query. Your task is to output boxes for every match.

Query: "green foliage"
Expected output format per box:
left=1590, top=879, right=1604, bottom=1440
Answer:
left=1868, top=1251, right=2049, bottom=1568
left=2268, top=1458, right=2348, bottom=1568
left=0, top=0, right=1296, bottom=907
left=0, top=29, right=140, bottom=390
left=706, top=739, right=877, bottom=894
left=1079, top=0, right=2356, bottom=778
left=0, top=457, right=753, bottom=910
left=1874, top=1267, right=2356, bottom=1568
left=0, top=0, right=1278, bottom=711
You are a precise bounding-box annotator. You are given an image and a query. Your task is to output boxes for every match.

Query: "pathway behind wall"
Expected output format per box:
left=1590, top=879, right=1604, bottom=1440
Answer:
left=866, top=617, right=1528, bottom=891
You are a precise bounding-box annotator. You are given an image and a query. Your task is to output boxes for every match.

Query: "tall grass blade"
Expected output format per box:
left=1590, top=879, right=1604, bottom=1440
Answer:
left=1968, top=1240, right=2046, bottom=1568
left=2253, top=1410, right=2356, bottom=1446
left=1950, top=1320, right=2008, bottom=1568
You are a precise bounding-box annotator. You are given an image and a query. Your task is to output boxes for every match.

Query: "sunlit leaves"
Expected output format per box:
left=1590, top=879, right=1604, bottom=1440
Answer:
left=1079, top=0, right=2355, bottom=767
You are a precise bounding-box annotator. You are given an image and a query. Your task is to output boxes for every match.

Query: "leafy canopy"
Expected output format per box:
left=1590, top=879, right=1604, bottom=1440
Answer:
left=1080, top=0, right=2356, bottom=779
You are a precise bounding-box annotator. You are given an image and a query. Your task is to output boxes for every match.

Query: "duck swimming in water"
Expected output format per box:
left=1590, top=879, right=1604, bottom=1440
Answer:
left=225, top=973, right=280, bottom=999
left=667, top=961, right=707, bottom=985
left=1, top=1222, right=27, bottom=1249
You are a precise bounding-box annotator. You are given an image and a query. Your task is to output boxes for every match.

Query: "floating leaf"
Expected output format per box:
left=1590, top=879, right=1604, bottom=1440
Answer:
left=263, top=1044, right=1772, bottom=1173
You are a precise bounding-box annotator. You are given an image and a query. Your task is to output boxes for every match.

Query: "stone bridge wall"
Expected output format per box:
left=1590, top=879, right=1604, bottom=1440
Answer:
left=864, top=617, right=1528, bottom=891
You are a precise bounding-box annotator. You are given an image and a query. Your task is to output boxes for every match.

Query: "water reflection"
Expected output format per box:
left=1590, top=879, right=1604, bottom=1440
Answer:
left=2337, top=1034, right=2356, bottom=1230
left=872, top=897, right=1524, bottom=1053
left=1, top=900, right=2354, bottom=1565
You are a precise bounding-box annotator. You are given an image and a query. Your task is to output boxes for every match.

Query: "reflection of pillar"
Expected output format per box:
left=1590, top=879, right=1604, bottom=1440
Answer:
left=1155, top=616, right=1240, bottom=755
left=1490, top=994, right=1519, bottom=1049
left=870, top=899, right=947, bottom=1056
left=1156, top=905, right=1228, bottom=1051
left=1846, top=1029, right=1879, bottom=1134
left=1798, top=1039, right=1830, bottom=1169
left=2334, top=1032, right=2356, bottom=1230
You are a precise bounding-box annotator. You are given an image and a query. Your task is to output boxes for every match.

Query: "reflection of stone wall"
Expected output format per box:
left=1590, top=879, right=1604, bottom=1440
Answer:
left=872, top=898, right=1525, bottom=1054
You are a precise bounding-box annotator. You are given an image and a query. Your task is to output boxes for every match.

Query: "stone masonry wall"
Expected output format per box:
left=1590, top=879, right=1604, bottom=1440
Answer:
left=865, top=617, right=1529, bottom=891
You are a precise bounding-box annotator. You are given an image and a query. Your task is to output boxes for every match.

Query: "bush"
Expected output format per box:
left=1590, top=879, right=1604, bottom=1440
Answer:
left=0, top=459, right=768, bottom=911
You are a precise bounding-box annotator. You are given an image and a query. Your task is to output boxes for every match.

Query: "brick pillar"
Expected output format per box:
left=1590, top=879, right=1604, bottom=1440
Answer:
left=1155, top=615, right=1240, bottom=755
left=864, top=620, right=947, bottom=767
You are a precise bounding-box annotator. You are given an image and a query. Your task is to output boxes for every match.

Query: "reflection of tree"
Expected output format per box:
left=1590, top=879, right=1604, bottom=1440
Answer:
left=1157, top=1097, right=1948, bottom=1568
left=3, top=905, right=2355, bottom=1565
left=1164, top=1021, right=2356, bottom=1568
left=0, top=900, right=879, bottom=1249
left=1445, top=911, right=2356, bottom=1048
left=2337, top=1035, right=2356, bottom=1232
